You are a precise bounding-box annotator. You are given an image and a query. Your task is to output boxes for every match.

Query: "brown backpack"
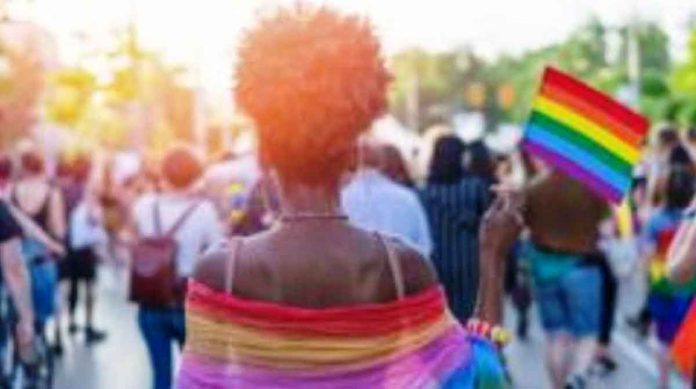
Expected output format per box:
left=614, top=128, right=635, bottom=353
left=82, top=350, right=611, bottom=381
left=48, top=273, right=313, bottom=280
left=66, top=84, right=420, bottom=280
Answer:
left=129, top=200, right=200, bottom=307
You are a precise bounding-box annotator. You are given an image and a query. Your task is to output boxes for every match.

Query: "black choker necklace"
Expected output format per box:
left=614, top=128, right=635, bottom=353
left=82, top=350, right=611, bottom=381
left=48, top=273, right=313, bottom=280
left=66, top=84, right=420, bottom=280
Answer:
left=280, top=212, right=349, bottom=222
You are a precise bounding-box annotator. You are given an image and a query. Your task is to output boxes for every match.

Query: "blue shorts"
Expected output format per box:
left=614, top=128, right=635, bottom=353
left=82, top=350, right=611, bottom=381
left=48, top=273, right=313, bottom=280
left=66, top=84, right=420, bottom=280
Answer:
left=534, top=265, right=602, bottom=337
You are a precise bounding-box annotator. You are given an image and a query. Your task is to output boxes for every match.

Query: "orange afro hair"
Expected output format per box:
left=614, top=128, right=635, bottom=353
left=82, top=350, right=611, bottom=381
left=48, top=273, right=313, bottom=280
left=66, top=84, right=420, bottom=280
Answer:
left=235, top=5, right=389, bottom=184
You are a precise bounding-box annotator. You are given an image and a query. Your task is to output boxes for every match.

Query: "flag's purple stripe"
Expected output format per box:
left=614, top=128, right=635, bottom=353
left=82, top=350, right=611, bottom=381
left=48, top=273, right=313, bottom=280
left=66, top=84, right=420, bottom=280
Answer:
left=177, top=328, right=474, bottom=388
left=525, top=124, right=631, bottom=192
left=523, top=140, right=623, bottom=203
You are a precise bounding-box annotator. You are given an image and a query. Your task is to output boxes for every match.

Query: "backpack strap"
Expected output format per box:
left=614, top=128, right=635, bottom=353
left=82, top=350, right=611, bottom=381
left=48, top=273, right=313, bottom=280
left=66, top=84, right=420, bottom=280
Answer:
left=152, top=198, right=201, bottom=238
left=375, top=233, right=405, bottom=300
left=165, top=201, right=202, bottom=238
left=152, top=201, right=163, bottom=236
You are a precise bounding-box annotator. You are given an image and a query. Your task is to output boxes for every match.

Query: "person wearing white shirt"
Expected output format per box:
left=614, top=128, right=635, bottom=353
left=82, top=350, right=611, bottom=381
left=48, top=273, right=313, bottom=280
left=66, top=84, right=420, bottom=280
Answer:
left=131, top=145, right=223, bottom=389
left=342, top=143, right=432, bottom=257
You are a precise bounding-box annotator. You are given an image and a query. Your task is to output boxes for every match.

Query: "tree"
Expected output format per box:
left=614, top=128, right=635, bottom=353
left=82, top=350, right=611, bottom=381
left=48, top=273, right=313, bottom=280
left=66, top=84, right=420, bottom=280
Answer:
left=43, top=25, right=196, bottom=152
left=0, top=43, right=45, bottom=147
left=671, top=27, right=696, bottom=126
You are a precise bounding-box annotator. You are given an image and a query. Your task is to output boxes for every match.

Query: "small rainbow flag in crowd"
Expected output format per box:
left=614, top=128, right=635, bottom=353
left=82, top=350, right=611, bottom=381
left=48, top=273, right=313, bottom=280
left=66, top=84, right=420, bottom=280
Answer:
left=522, top=67, right=650, bottom=203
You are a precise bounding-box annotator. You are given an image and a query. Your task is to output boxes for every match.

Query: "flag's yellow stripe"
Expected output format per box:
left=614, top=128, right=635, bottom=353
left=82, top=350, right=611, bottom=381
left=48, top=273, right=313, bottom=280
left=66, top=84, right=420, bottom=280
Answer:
left=532, top=96, right=640, bottom=164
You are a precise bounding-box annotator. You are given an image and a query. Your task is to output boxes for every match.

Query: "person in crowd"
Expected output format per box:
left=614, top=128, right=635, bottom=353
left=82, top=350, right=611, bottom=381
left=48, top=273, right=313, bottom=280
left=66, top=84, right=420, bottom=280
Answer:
left=342, top=141, right=433, bottom=256
left=203, top=149, right=261, bottom=234
left=640, top=165, right=696, bottom=389
left=380, top=144, right=415, bottom=188
left=686, top=126, right=696, bottom=163
left=178, top=7, right=518, bottom=388
left=593, top=238, right=619, bottom=375
left=466, top=140, right=497, bottom=189
left=647, top=127, right=682, bottom=207
left=523, top=166, right=608, bottom=389
left=229, top=173, right=280, bottom=236
left=0, top=153, right=12, bottom=197
left=630, top=144, right=694, bottom=337
left=667, top=169, right=696, bottom=389
left=0, top=199, right=36, bottom=371
left=10, top=142, right=66, bottom=354
left=496, top=153, right=532, bottom=339
left=420, top=135, right=492, bottom=321
left=61, top=156, right=109, bottom=343
left=131, top=145, right=223, bottom=389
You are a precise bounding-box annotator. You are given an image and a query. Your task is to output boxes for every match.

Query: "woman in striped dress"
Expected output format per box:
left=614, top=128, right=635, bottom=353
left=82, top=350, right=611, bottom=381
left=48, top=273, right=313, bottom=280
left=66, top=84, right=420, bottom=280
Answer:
left=420, top=135, right=492, bottom=321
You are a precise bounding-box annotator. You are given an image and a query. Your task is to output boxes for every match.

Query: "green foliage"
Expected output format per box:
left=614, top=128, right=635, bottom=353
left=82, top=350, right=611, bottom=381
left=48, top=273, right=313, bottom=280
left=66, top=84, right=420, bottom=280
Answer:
left=389, top=19, right=673, bottom=132
left=671, top=28, right=696, bottom=127
left=42, top=26, right=196, bottom=151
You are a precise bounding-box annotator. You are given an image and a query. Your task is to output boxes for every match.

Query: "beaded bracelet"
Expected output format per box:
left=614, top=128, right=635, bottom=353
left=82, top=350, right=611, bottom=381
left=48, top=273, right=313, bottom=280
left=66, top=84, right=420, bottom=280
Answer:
left=465, top=318, right=512, bottom=348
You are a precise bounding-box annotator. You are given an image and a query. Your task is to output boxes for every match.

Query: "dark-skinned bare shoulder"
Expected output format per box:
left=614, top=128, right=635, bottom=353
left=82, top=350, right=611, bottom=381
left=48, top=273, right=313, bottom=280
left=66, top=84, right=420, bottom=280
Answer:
left=192, top=239, right=236, bottom=292
left=385, top=236, right=438, bottom=295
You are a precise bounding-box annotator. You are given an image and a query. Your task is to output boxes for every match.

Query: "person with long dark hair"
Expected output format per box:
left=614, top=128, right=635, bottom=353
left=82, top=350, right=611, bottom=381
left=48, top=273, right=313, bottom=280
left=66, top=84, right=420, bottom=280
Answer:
left=177, top=7, right=519, bottom=388
left=466, top=140, right=497, bottom=188
left=420, top=135, right=492, bottom=321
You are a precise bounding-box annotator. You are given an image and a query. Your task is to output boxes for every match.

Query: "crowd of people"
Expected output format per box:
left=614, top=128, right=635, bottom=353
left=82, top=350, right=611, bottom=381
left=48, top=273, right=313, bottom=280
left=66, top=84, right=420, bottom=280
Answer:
left=2, top=5, right=696, bottom=389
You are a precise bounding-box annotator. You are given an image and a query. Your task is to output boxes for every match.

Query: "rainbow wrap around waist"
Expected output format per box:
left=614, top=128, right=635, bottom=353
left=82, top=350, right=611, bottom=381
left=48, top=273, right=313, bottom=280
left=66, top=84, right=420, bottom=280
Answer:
left=177, top=281, right=507, bottom=388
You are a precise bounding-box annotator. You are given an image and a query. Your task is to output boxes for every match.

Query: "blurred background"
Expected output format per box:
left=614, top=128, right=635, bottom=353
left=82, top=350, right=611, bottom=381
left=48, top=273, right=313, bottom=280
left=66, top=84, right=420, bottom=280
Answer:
left=0, top=1, right=695, bottom=388
left=0, top=0, right=692, bottom=155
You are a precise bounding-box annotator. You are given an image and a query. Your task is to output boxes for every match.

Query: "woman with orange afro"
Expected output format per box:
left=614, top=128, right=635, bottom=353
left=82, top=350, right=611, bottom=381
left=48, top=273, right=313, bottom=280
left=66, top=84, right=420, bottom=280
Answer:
left=177, top=5, right=519, bottom=388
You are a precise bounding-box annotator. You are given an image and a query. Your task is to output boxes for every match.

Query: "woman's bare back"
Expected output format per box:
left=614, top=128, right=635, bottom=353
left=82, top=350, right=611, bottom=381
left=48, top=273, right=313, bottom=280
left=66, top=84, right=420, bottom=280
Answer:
left=194, top=222, right=437, bottom=308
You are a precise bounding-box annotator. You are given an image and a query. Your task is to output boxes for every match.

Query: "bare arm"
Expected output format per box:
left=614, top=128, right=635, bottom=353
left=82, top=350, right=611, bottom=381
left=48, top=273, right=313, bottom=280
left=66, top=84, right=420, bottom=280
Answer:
left=7, top=204, right=64, bottom=256
left=474, top=191, right=524, bottom=325
left=48, top=188, right=66, bottom=241
left=475, top=247, right=506, bottom=325
left=667, top=217, right=696, bottom=284
left=0, top=238, right=34, bottom=330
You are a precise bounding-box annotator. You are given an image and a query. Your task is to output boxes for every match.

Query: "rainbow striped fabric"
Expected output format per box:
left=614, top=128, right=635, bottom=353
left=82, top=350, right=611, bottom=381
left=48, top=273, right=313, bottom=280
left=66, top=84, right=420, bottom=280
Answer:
left=523, top=67, right=649, bottom=203
left=177, top=280, right=508, bottom=388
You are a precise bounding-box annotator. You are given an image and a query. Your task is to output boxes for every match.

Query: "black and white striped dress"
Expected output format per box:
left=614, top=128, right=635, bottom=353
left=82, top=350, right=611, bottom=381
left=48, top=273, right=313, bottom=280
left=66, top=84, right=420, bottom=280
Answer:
left=420, top=176, right=491, bottom=321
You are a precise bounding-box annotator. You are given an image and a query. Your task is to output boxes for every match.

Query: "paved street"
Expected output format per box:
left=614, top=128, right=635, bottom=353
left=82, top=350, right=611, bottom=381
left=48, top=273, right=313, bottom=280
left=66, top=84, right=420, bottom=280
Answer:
left=55, top=264, right=149, bottom=389
left=53, top=263, right=689, bottom=389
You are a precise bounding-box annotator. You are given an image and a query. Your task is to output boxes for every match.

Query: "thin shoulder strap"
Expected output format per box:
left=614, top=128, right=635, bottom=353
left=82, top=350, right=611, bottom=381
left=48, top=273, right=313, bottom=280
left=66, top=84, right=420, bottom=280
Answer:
left=153, top=201, right=162, bottom=236
left=225, top=238, right=243, bottom=294
left=165, top=200, right=201, bottom=238
left=10, top=185, right=18, bottom=208
left=375, top=233, right=405, bottom=300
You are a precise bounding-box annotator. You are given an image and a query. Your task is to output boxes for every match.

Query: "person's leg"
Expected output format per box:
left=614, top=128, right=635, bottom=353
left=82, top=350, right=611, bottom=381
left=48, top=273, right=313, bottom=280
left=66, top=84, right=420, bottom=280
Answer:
left=564, top=266, right=602, bottom=383
left=85, top=280, right=93, bottom=328
left=67, top=270, right=79, bottom=329
left=81, top=248, right=105, bottom=342
left=535, top=281, right=569, bottom=388
left=545, top=333, right=572, bottom=389
left=657, top=345, right=670, bottom=389
left=595, top=255, right=618, bottom=372
left=138, top=308, right=173, bottom=389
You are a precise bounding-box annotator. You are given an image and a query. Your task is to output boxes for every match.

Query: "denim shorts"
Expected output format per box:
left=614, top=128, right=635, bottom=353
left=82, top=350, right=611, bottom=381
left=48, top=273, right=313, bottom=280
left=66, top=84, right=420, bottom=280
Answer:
left=534, top=265, right=602, bottom=337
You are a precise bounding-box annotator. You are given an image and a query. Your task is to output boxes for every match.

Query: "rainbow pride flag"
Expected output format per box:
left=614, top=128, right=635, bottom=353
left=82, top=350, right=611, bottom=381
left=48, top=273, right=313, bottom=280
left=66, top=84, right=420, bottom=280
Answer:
left=177, top=281, right=508, bottom=388
left=522, top=67, right=649, bottom=203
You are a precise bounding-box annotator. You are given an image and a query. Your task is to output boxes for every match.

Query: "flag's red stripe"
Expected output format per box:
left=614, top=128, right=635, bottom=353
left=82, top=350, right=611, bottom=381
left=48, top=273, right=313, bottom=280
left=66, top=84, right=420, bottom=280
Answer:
left=540, top=83, right=643, bottom=147
left=543, top=67, right=649, bottom=136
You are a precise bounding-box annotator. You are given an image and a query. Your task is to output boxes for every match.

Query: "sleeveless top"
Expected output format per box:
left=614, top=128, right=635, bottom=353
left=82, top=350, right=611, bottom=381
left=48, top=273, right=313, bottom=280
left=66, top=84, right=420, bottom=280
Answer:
left=11, top=184, right=52, bottom=232
left=177, top=235, right=508, bottom=388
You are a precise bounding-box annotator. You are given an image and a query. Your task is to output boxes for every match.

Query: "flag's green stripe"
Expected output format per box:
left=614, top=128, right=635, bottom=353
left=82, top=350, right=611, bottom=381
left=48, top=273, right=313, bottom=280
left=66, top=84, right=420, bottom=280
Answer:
left=529, top=111, right=633, bottom=177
